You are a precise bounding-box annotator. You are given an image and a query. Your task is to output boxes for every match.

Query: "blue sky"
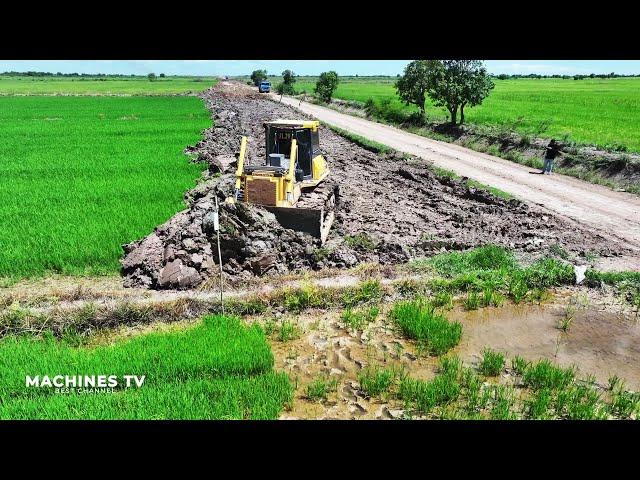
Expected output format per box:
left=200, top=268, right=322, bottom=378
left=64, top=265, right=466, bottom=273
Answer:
left=1, top=60, right=640, bottom=76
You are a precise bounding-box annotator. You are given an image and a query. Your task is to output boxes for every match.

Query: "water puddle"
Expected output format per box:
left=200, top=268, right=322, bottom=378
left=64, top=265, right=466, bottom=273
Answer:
left=452, top=303, right=640, bottom=389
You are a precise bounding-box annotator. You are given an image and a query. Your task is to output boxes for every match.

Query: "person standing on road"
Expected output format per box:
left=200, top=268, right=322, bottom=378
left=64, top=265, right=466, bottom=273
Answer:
left=541, top=139, right=562, bottom=175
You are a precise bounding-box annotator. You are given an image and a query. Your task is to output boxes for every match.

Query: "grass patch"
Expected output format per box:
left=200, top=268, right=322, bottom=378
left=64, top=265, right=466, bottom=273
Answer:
left=408, top=245, right=575, bottom=306
left=585, top=270, right=640, bottom=309
left=399, top=356, right=462, bottom=416
left=341, top=279, right=383, bottom=307
left=358, top=366, right=396, bottom=398
left=428, top=245, right=518, bottom=277
left=344, top=233, right=377, bottom=250
left=479, top=348, right=505, bottom=376
left=389, top=299, right=462, bottom=356
left=0, top=280, right=388, bottom=340
left=467, top=179, right=514, bottom=200
left=395, top=351, right=638, bottom=420
left=264, top=318, right=301, bottom=342
left=522, top=359, right=575, bottom=391
left=340, top=305, right=379, bottom=331
left=0, top=315, right=292, bottom=419
left=305, top=375, right=339, bottom=402
left=463, top=291, right=480, bottom=310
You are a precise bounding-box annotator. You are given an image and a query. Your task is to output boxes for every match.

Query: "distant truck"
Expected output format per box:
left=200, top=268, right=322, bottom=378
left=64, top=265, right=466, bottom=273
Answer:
left=258, top=81, right=271, bottom=93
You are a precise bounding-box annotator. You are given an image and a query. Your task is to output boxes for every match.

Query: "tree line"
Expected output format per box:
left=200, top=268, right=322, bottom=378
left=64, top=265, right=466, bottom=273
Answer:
left=0, top=71, right=167, bottom=78
left=495, top=72, right=633, bottom=80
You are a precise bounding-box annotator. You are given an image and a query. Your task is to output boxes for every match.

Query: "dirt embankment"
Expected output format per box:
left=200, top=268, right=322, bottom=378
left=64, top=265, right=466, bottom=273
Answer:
left=121, top=82, right=624, bottom=290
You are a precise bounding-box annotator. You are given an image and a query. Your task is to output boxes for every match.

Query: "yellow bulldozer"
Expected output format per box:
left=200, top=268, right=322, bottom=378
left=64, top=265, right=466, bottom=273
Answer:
left=227, top=119, right=338, bottom=243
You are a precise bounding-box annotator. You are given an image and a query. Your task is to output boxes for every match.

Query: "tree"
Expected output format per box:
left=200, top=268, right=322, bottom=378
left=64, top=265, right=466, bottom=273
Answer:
left=276, top=70, right=296, bottom=96
left=250, top=69, right=268, bottom=86
left=427, top=60, right=494, bottom=124
left=314, top=71, right=339, bottom=103
left=282, top=69, right=296, bottom=86
left=147, top=73, right=157, bottom=82
left=159, top=73, right=165, bottom=78
left=394, top=60, right=439, bottom=117
left=276, top=82, right=295, bottom=95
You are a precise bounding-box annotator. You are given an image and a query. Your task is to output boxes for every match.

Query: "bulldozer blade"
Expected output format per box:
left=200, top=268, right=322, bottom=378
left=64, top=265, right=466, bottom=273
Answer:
left=265, top=206, right=334, bottom=244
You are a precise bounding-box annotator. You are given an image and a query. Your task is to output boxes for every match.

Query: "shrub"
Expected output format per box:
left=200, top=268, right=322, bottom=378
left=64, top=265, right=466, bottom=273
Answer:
left=314, top=71, right=339, bottom=103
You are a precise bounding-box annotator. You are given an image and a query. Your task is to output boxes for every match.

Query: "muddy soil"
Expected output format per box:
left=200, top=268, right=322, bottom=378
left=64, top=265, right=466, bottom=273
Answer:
left=453, top=299, right=640, bottom=390
left=249, top=292, right=639, bottom=420
left=122, top=81, right=624, bottom=290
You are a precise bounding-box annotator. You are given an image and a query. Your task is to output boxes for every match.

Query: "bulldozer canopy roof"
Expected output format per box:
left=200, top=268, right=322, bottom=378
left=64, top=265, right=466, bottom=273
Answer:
left=264, top=119, right=320, bottom=130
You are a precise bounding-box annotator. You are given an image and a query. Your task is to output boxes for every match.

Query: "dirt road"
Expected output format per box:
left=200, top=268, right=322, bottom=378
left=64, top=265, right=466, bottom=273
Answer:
left=275, top=94, right=640, bottom=259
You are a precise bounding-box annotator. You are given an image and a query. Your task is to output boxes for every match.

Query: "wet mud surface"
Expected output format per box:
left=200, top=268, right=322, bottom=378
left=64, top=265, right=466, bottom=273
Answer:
left=454, top=299, right=640, bottom=390
left=255, top=295, right=639, bottom=419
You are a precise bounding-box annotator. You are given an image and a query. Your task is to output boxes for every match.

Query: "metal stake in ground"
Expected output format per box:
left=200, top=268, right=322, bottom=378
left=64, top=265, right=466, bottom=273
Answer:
left=213, top=195, right=224, bottom=315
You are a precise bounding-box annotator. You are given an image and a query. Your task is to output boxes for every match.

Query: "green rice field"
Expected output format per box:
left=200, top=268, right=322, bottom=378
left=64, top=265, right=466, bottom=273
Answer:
left=292, top=77, right=640, bottom=151
left=0, top=315, right=293, bottom=419
left=0, top=95, right=211, bottom=279
left=0, top=75, right=218, bottom=95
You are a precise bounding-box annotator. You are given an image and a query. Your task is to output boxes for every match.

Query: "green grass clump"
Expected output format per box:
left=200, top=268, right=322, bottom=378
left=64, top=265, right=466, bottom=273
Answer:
left=344, top=233, right=377, bottom=250
left=279, top=280, right=383, bottom=313
left=428, top=245, right=517, bottom=277
left=305, top=376, right=338, bottom=402
left=554, top=384, right=604, bottom=420
left=399, top=356, right=462, bottom=416
left=341, top=305, right=379, bottom=331
left=282, top=284, right=326, bottom=312
left=585, top=270, right=640, bottom=286
left=488, top=385, right=518, bottom=420
left=466, top=179, right=513, bottom=200
left=0, top=96, right=210, bottom=279
left=511, top=355, right=530, bottom=376
left=526, top=388, right=553, bottom=420
left=585, top=269, right=640, bottom=309
left=479, top=348, right=505, bottom=376
left=265, top=318, right=301, bottom=342
left=409, top=246, right=575, bottom=307
left=432, top=291, right=453, bottom=310
left=608, top=390, right=640, bottom=418
left=522, top=359, right=575, bottom=391
left=0, top=315, right=292, bottom=419
left=390, top=299, right=462, bottom=356
left=358, top=366, right=395, bottom=397
left=381, top=350, right=637, bottom=420
left=463, top=291, right=480, bottom=310
left=342, top=279, right=383, bottom=307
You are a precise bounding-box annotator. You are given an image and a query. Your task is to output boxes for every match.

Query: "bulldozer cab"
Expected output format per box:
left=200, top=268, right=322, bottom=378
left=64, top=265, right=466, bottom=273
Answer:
left=230, top=119, right=335, bottom=243
left=265, top=120, right=320, bottom=179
